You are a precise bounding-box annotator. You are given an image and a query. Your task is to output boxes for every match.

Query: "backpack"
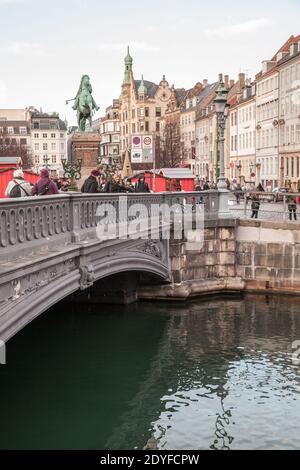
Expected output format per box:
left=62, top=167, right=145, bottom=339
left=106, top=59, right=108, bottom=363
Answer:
left=37, top=181, right=50, bottom=196
left=9, top=182, right=21, bottom=198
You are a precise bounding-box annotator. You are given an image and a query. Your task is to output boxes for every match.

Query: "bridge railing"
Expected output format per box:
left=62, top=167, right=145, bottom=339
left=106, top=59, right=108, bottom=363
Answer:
left=0, top=191, right=219, bottom=262
left=229, top=190, right=300, bottom=221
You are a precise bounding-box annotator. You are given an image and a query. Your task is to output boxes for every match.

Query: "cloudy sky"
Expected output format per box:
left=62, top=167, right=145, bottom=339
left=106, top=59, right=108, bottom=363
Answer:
left=0, top=0, right=299, bottom=125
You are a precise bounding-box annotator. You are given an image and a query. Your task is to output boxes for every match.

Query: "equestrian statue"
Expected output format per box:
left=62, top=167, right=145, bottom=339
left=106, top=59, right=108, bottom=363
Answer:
left=66, top=75, right=99, bottom=132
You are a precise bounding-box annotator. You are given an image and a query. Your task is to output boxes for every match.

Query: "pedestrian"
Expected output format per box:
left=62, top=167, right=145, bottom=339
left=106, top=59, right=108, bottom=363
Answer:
left=251, top=194, right=260, bottom=219
left=5, top=169, right=32, bottom=198
left=134, top=175, right=150, bottom=193
left=104, top=174, right=125, bottom=193
left=203, top=180, right=210, bottom=191
left=287, top=192, right=297, bottom=221
left=31, top=168, right=59, bottom=196
left=257, top=183, right=265, bottom=192
left=235, top=183, right=242, bottom=205
left=81, top=169, right=101, bottom=193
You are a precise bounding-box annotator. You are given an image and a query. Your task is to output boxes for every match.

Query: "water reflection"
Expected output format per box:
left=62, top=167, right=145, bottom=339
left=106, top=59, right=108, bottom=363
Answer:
left=1, top=295, right=300, bottom=450
left=108, top=296, right=300, bottom=450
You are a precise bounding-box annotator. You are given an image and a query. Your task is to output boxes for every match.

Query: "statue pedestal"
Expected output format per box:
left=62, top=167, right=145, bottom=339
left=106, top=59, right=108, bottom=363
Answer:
left=71, top=132, right=101, bottom=185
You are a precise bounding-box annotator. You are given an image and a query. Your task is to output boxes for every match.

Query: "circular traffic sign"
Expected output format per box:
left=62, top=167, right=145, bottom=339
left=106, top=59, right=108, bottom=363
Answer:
left=133, top=136, right=141, bottom=145
left=143, top=136, right=151, bottom=145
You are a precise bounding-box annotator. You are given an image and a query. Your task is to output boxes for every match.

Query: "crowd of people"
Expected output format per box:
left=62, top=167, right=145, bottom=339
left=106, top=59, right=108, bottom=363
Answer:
left=80, top=169, right=150, bottom=193
left=4, top=167, right=150, bottom=198
left=3, top=168, right=300, bottom=221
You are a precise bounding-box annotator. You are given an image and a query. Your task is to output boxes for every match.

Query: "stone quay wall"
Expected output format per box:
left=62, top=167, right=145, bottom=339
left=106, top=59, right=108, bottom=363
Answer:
left=138, top=218, right=300, bottom=300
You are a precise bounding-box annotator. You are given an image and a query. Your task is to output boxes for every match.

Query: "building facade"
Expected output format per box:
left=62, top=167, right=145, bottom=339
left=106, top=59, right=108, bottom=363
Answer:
left=119, top=47, right=179, bottom=169
left=30, top=111, right=67, bottom=174
left=195, top=82, right=219, bottom=180
left=93, top=99, right=121, bottom=166
left=278, top=37, right=300, bottom=189
left=229, top=84, right=256, bottom=186
left=255, top=58, right=280, bottom=189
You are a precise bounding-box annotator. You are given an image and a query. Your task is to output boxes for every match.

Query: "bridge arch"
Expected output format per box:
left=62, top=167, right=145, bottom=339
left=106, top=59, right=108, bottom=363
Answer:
left=0, top=242, right=170, bottom=342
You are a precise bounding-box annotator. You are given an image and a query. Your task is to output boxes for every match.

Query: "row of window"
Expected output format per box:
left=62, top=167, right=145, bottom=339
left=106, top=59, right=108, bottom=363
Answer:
left=0, top=126, right=27, bottom=135
left=229, top=159, right=256, bottom=179
left=34, top=155, right=65, bottom=164
left=257, top=128, right=278, bottom=149
left=33, top=133, right=65, bottom=139
left=280, top=124, right=300, bottom=146
left=257, top=76, right=279, bottom=97
left=281, top=64, right=300, bottom=91
left=100, top=145, right=120, bottom=157
left=121, top=107, right=162, bottom=121
left=257, top=100, right=278, bottom=121
left=101, top=134, right=120, bottom=144
left=181, top=115, right=193, bottom=126
left=280, top=94, right=300, bottom=117
left=283, top=156, right=300, bottom=178
left=182, top=131, right=195, bottom=142
left=0, top=137, right=27, bottom=146
left=100, top=122, right=120, bottom=133
left=121, top=121, right=160, bottom=135
left=230, top=105, right=255, bottom=126
left=34, top=142, right=65, bottom=151
left=32, top=120, right=59, bottom=130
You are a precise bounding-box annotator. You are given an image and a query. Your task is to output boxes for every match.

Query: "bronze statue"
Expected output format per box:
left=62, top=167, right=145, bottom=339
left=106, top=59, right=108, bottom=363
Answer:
left=66, top=75, right=99, bottom=132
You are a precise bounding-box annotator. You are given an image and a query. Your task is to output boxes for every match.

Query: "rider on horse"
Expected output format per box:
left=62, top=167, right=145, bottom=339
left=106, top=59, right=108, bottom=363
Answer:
left=67, top=75, right=99, bottom=132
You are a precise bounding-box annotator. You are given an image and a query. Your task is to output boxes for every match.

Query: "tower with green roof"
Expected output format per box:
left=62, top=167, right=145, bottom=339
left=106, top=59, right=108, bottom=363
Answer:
left=123, top=46, right=133, bottom=85
left=138, top=75, right=147, bottom=98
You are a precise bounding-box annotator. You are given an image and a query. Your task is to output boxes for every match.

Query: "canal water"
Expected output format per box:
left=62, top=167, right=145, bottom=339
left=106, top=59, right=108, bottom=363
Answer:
left=0, top=294, right=300, bottom=450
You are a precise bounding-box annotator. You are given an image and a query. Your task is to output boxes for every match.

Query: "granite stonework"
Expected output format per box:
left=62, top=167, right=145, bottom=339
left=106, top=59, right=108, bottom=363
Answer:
left=236, top=219, right=300, bottom=294
left=138, top=218, right=300, bottom=300
left=71, top=132, right=101, bottom=185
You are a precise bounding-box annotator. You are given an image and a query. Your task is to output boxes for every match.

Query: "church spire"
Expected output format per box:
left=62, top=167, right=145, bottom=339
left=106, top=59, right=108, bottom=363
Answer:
left=138, top=74, right=147, bottom=97
left=123, top=46, right=133, bottom=85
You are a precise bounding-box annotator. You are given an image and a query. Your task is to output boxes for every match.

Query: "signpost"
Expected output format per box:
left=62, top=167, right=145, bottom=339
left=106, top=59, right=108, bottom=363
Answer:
left=131, top=133, right=156, bottom=191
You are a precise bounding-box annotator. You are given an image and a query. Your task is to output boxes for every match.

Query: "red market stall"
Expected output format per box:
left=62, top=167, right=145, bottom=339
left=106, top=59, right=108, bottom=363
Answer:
left=159, top=168, right=195, bottom=192
left=129, top=168, right=195, bottom=192
left=0, top=169, right=39, bottom=198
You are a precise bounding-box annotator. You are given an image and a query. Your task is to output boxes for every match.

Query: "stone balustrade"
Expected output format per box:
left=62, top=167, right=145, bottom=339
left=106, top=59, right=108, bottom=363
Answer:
left=0, top=191, right=219, bottom=262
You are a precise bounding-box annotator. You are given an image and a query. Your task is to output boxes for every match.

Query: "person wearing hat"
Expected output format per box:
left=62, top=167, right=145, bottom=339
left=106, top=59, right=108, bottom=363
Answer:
left=32, top=168, right=59, bottom=196
left=81, top=169, right=101, bottom=193
left=134, top=174, right=150, bottom=193
left=5, top=169, right=33, bottom=198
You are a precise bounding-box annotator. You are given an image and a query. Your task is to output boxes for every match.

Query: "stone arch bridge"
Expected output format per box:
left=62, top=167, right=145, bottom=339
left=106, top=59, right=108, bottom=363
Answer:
left=0, top=192, right=221, bottom=341
left=2, top=190, right=295, bottom=342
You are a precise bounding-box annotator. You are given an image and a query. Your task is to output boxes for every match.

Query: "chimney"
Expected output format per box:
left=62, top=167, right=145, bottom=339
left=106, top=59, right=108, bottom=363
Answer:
left=203, top=79, right=208, bottom=88
left=230, top=79, right=235, bottom=88
left=224, top=75, right=229, bottom=89
left=238, top=73, right=245, bottom=88
left=218, top=73, right=223, bottom=82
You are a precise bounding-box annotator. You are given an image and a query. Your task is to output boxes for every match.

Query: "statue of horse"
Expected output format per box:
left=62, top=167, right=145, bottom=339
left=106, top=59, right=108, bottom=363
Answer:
left=66, top=75, right=99, bottom=132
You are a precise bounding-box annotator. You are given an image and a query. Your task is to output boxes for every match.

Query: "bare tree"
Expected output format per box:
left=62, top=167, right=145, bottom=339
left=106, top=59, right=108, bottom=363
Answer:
left=159, top=121, right=182, bottom=168
left=0, top=132, right=33, bottom=169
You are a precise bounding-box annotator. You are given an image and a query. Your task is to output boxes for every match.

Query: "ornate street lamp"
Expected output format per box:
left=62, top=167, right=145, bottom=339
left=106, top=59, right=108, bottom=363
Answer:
left=214, top=80, right=229, bottom=189
left=214, top=80, right=230, bottom=215
left=61, top=157, right=82, bottom=191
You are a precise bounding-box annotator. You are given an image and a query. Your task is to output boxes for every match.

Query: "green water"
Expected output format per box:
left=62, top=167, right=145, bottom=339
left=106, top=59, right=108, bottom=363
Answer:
left=1, top=295, right=300, bottom=450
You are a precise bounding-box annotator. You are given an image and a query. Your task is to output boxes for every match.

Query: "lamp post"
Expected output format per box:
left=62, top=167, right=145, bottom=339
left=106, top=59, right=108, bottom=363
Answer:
left=214, top=80, right=230, bottom=216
